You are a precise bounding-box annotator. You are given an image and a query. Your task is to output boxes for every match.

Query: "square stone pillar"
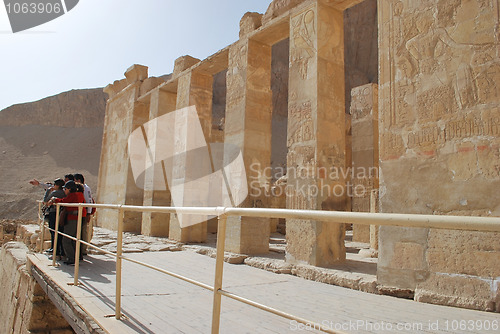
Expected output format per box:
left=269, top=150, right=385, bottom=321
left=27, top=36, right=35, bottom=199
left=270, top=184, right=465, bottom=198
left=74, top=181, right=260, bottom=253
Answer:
left=123, top=100, right=150, bottom=232
left=168, top=71, right=213, bottom=243
left=224, top=38, right=272, bottom=254
left=350, top=84, right=379, bottom=243
left=141, top=88, right=177, bottom=237
left=285, top=3, right=347, bottom=267
left=97, top=65, right=149, bottom=232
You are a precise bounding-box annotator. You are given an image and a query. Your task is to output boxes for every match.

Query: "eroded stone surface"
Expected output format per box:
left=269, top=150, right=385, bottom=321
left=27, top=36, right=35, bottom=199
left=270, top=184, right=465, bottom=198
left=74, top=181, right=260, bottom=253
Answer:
left=0, top=242, right=72, bottom=333
left=415, top=273, right=497, bottom=312
left=239, top=12, right=262, bottom=38
left=377, top=0, right=500, bottom=311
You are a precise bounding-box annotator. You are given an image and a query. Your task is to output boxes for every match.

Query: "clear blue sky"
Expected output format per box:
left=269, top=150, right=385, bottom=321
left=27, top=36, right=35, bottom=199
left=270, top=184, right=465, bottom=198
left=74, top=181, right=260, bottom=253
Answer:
left=0, top=0, right=272, bottom=111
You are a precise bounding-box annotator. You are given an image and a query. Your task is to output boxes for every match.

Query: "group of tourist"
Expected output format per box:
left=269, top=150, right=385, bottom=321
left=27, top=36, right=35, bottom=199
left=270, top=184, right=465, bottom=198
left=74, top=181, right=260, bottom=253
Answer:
left=30, top=174, right=94, bottom=265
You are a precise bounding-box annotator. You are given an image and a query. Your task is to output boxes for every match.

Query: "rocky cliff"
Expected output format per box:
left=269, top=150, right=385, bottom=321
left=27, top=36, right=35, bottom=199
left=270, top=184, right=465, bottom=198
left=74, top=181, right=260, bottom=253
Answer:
left=0, top=88, right=106, bottom=128
left=0, top=88, right=106, bottom=220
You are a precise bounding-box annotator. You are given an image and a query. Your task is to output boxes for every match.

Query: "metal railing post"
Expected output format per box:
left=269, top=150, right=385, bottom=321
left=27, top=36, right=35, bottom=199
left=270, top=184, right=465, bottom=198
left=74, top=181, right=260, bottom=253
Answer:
left=211, top=214, right=227, bottom=334
left=116, top=207, right=124, bottom=320
left=38, top=202, right=44, bottom=253
left=73, top=206, right=83, bottom=286
left=52, top=204, right=61, bottom=266
left=31, top=200, right=500, bottom=332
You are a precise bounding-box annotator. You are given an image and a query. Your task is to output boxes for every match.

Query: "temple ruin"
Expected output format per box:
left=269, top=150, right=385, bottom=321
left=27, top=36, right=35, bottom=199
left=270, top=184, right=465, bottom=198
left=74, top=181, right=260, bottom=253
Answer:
left=96, top=0, right=500, bottom=312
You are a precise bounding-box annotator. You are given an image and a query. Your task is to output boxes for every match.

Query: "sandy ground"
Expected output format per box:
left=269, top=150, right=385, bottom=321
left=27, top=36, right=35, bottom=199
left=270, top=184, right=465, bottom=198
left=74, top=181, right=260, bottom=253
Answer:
left=0, top=125, right=102, bottom=220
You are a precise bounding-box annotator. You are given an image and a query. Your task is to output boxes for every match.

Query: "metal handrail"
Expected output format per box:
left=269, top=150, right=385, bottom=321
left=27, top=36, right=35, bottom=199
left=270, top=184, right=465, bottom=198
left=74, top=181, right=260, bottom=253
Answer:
left=36, top=201, right=500, bottom=334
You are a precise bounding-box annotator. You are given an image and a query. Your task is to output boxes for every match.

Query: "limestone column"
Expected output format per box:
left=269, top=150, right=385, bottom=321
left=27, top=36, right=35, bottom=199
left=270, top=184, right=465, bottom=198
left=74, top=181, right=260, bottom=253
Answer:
left=350, top=84, right=379, bottom=243
left=97, top=65, right=149, bottom=232
left=124, top=98, right=149, bottom=232
left=168, top=70, right=213, bottom=243
left=285, top=3, right=347, bottom=266
left=224, top=38, right=272, bottom=254
left=141, top=87, right=177, bottom=237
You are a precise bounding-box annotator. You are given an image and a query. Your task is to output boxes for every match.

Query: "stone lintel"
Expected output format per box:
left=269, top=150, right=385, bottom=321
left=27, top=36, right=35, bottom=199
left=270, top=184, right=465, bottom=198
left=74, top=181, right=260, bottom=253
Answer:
left=251, top=15, right=290, bottom=46
left=176, top=48, right=230, bottom=79
left=139, top=77, right=167, bottom=97
left=160, top=80, right=178, bottom=94
left=319, top=0, right=367, bottom=11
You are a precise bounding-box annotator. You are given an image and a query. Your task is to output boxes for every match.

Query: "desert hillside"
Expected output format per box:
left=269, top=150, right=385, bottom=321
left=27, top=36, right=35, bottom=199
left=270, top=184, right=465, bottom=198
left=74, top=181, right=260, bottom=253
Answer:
left=0, top=88, right=106, bottom=220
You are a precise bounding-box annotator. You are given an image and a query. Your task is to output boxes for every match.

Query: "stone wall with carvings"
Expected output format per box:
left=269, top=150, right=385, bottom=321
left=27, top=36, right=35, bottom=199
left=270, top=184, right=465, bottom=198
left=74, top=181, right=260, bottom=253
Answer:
left=378, top=0, right=500, bottom=311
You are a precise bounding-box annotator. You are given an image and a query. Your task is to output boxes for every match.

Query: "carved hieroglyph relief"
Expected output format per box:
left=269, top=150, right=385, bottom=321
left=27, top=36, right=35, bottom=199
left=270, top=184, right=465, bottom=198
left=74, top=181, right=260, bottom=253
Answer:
left=381, top=0, right=500, bottom=159
left=351, top=85, right=374, bottom=120
left=291, top=9, right=316, bottom=79
left=226, top=43, right=248, bottom=112
left=287, top=101, right=314, bottom=146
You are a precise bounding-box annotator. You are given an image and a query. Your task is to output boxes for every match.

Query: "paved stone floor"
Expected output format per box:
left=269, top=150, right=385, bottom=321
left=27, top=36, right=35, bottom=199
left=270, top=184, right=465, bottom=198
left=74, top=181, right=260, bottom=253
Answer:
left=88, top=227, right=378, bottom=294
left=29, top=248, right=500, bottom=334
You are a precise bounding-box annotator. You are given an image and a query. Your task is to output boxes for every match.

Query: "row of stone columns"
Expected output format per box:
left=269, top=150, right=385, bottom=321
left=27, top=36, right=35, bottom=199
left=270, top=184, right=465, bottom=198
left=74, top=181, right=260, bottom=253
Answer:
left=102, top=0, right=360, bottom=266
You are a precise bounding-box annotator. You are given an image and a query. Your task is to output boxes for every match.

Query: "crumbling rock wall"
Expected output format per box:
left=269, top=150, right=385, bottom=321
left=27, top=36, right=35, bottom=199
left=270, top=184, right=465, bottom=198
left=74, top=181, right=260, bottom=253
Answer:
left=0, top=242, right=72, bottom=333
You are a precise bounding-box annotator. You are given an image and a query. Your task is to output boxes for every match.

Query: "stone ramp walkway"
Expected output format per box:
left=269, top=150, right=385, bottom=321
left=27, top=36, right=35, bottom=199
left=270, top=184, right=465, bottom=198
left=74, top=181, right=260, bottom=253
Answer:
left=28, top=251, right=500, bottom=334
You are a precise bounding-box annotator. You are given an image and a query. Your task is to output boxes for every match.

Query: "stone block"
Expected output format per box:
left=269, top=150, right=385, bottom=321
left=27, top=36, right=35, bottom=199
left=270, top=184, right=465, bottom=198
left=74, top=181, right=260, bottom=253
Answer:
left=103, top=78, right=128, bottom=99
left=173, top=55, right=201, bottom=78
left=239, top=12, right=262, bottom=38
left=43, top=227, right=51, bottom=240
left=378, top=226, right=429, bottom=267
left=29, top=300, right=71, bottom=331
left=124, top=64, right=148, bottom=84
left=390, top=242, right=426, bottom=271
left=225, top=216, right=269, bottom=254
left=415, top=273, right=496, bottom=312
left=352, top=224, right=370, bottom=243
left=377, top=266, right=424, bottom=292
left=426, top=229, right=500, bottom=277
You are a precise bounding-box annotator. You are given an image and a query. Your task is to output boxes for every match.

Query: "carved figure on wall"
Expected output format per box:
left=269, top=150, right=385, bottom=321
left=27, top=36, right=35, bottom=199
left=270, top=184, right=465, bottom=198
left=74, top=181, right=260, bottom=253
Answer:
left=291, top=9, right=316, bottom=79
left=405, top=12, right=480, bottom=110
